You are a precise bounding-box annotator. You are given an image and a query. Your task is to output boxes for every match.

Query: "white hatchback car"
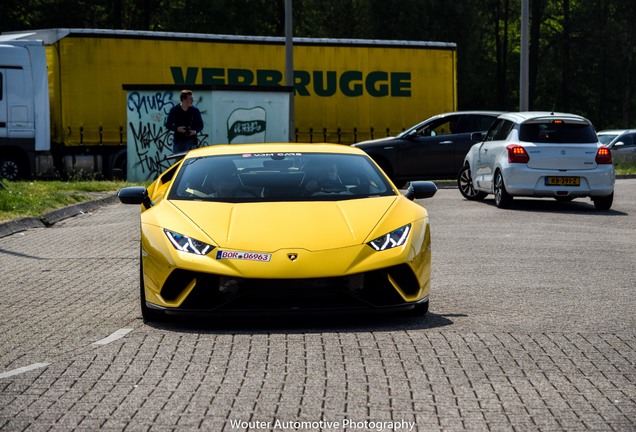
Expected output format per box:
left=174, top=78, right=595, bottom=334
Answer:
left=458, top=112, right=615, bottom=210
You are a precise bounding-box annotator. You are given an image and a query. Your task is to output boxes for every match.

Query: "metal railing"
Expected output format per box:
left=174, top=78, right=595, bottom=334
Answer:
left=294, top=127, right=405, bottom=145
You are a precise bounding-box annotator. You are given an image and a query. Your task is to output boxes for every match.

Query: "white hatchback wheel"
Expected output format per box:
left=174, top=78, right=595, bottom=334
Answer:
left=494, top=171, right=512, bottom=208
left=457, top=165, right=486, bottom=200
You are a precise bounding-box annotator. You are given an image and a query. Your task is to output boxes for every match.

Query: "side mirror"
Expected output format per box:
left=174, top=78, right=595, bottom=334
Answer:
left=404, top=181, right=437, bottom=201
left=613, top=141, right=624, bottom=148
left=471, top=132, right=485, bottom=141
left=118, top=186, right=153, bottom=208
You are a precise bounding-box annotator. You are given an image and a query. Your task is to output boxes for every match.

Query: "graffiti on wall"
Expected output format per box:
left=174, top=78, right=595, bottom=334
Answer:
left=126, top=91, right=209, bottom=181
left=125, top=88, right=291, bottom=181
left=227, top=107, right=266, bottom=143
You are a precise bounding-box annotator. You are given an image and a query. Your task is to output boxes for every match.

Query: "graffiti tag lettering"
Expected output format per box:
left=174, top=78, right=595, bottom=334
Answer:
left=126, top=90, right=210, bottom=181
left=127, top=91, right=176, bottom=120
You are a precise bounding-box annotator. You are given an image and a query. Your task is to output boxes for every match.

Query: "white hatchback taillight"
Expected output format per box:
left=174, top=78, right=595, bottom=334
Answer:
left=506, top=144, right=530, bottom=163
left=595, top=146, right=612, bottom=164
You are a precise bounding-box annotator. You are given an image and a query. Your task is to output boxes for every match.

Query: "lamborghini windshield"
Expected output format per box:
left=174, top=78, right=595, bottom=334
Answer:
left=168, top=152, right=395, bottom=202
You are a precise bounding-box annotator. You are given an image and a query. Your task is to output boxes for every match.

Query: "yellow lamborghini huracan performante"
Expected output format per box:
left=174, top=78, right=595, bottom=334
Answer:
left=118, top=143, right=437, bottom=321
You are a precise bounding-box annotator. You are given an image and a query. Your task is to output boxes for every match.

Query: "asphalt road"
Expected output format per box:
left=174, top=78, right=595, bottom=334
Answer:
left=1, top=180, right=635, bottom=431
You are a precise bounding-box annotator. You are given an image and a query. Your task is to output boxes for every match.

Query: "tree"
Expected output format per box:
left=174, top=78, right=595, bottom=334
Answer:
left=1, top=0, right=634, bottom=127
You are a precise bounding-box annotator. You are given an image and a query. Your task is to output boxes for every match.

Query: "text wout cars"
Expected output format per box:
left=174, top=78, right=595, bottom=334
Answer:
left=119, top=143, right=437, bottom=321
left=352, top=111, right=503, bottom=185
left=457, top=112, right=615, bottom=210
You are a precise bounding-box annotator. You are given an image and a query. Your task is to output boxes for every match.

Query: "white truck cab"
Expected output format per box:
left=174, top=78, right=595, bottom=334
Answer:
left=0, top=38, right=50, bottom=179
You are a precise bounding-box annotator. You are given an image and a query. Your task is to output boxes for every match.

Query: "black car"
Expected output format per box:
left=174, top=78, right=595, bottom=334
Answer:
left=597, top=129, right=636, bottom=164
left=353, top=111, right=503, bottom=184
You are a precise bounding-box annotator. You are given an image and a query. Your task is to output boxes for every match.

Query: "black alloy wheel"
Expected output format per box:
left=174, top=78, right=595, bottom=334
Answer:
left=457, top=165, right=486, bottom=200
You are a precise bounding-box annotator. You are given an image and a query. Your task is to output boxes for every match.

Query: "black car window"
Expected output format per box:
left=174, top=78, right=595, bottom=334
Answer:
left=485, top=119, right=506, bottom=141
left=417, top=116, right=461, bottom=137
left=168, top=153, right=394, bottom=203
left=620, top=133, right=634, bottom=147
left=494, top=120, right=514, bottom=140
left=459, top=115, right=498, bottom=133
left=520, top=121, right=597, bottom=143
left=598, top=134, right=618, bottom=145
left=477, top=115, right=499, bottom=131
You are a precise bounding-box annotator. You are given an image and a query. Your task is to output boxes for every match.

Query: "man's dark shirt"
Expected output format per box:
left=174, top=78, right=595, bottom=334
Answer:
left=166, top=105, right=204, bottom=143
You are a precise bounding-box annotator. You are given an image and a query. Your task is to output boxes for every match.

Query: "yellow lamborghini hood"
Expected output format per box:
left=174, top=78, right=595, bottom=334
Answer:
left=170, top=197, right=398, bottom=251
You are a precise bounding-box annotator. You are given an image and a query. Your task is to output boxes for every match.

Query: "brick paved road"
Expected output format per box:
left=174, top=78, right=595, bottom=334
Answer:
left=1, top=180, right=635, bottom=431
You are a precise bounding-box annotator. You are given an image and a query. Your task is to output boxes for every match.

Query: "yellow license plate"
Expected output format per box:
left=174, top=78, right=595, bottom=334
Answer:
left=545, top=176, right=580, bottom=186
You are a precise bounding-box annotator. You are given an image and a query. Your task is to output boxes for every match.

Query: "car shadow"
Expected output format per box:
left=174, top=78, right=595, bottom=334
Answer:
left=143, top=311, right=458, bottom=334
left=482, top=197, right=629, bottom=216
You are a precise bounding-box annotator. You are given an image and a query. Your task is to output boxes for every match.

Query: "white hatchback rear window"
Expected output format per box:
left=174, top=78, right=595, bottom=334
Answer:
left=520, top=122, right=597, bottom=143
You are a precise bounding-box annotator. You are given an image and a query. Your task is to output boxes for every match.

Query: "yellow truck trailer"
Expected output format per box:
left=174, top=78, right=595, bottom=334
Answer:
left=0, top=28, right=456, bottom=179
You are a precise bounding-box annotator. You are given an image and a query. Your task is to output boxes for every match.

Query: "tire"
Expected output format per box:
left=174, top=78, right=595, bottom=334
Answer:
left=139, top=251, right=163, bottom=322
left=0, top=152, right=29, bottom=180
left=457, top=165, right=487, bottom=200
left=110, top=150, right=127, bottom=180
left=493, top=170, right=513, bottom=208
left=410, top=299, right=429, bottom=317
left=592, top=193, right=613, bottom=211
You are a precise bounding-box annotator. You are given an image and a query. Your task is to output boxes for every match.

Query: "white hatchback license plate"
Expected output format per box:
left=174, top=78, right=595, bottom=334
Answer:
left=545, top=176, right=580, bottom=186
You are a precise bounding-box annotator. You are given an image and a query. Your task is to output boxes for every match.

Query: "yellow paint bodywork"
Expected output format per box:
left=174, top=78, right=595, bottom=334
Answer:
left=138, top=143, right=432, bottom=310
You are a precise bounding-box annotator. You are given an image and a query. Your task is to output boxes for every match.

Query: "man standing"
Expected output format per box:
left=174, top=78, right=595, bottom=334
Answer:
left=166, top=90, right=204, bottom=154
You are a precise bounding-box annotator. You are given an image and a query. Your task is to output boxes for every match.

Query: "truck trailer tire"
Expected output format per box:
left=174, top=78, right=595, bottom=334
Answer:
left=110, top=149, right=127, bottom=180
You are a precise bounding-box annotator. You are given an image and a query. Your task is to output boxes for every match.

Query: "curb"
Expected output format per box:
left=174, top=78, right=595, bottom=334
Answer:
left=0, top=217, right=46, bottom=238
left=0, top=194, right=119, bottom=239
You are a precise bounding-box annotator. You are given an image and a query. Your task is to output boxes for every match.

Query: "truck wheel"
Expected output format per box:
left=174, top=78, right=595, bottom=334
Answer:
left=0, top=152, right=29, bottom=180
left=110, top=150, right=127, bottom=180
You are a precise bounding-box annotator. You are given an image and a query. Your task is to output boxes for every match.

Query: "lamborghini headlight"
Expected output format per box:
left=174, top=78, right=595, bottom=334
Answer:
left=368, top=224, right=411, bottom=251
left=164, top=229, right=214, bottom=255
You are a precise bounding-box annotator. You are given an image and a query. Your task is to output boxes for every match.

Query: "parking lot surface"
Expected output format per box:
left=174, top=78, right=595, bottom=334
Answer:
left=1, top=180, right=635, bottom=431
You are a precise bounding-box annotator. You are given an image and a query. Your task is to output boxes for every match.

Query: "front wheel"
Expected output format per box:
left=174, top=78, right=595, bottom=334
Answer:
left=457, top=165, right=486, bottom=200
left=592, top=193, right=613, bottom=211
left=409, top=299, right=429, bottom=317
left=493, top=171, right=513, bottom=208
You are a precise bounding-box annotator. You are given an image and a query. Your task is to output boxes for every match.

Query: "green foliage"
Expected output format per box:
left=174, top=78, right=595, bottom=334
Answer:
left=0, top=180, right=133, bottom=221
left=613, top=159, right=636, bottom=176
left=0, top=0, right=634, bottom=129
